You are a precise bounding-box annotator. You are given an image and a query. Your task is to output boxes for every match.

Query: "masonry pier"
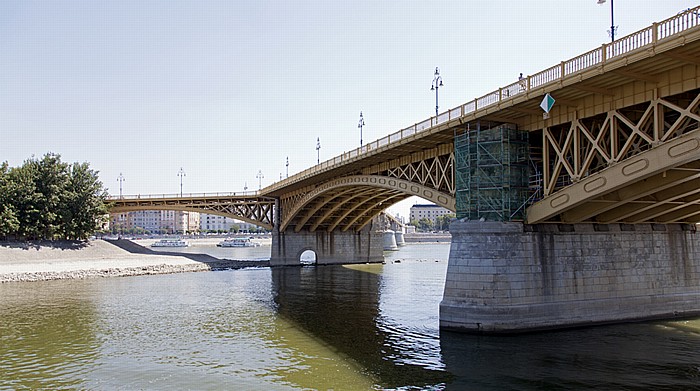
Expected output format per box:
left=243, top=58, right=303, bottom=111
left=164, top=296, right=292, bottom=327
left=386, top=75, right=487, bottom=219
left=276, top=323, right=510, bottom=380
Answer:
left=440, top=221, right=700, bottom=333
left=270, top=224, right=384, bottom=266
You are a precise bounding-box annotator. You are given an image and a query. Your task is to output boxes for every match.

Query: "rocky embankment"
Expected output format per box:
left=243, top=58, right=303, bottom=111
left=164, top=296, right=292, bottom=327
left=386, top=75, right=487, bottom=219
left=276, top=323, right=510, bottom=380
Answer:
left=0, top=239, right=267, bottom=283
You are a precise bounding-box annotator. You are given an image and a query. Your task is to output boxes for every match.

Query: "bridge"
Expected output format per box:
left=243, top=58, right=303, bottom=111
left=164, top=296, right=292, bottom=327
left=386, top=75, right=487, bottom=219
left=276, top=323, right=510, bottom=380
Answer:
left=110, top=7, right=700, bottom=333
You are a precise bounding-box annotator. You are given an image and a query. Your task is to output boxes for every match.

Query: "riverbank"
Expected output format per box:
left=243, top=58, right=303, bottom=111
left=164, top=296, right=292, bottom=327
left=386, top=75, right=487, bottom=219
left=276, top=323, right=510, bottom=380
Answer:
left=0, top=239, right=268, bottom=283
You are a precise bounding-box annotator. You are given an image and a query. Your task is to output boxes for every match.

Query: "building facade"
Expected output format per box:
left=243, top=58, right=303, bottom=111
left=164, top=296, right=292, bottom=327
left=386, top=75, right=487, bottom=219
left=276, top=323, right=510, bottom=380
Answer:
left=409, top=204, right=453, bottom=226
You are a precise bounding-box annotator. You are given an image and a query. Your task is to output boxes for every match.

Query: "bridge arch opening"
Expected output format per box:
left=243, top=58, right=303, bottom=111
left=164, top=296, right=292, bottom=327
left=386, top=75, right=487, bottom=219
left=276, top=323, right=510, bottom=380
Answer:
left=299, top=249, right=317, bottom=266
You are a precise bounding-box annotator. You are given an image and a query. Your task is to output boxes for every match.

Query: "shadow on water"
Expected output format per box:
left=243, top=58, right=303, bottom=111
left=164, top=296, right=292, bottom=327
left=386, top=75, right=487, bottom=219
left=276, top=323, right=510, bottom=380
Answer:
left=0, top=281, right=99, bottom=390
left=271, top=265, right=453, bottom=389
left=440, top=320, right=700, bottom=390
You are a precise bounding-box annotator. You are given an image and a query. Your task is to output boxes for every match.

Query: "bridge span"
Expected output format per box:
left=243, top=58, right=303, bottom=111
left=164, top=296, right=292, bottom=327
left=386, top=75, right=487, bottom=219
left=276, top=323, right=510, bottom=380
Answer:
left=111, top=7, right=700, bottom=333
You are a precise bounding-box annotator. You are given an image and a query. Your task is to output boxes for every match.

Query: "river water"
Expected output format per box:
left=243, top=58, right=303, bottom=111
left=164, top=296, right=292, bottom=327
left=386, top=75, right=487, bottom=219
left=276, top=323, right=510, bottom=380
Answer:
left=1, top=243, right=700, bottom=390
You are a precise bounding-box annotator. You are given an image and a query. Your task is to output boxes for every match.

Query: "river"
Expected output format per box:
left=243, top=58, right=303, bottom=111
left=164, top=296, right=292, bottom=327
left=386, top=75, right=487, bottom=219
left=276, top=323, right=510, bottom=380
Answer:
left=1, top=242, right=700, bottom=390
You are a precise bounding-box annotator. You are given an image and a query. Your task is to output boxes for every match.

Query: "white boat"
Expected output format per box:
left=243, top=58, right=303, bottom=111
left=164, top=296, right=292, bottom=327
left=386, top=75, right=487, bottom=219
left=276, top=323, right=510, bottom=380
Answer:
left=151, top=238, right=189, bottom=247
left=217, top=237, right=260, bottom=248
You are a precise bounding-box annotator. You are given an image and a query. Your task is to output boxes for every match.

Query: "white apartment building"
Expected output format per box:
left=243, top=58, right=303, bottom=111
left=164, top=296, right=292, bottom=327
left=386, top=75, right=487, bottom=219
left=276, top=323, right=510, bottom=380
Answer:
left=409, top=204, right=452, bottom=225
left=109, top=210, right=200, bottom=234
left=200, top=213, right=238, bottom=232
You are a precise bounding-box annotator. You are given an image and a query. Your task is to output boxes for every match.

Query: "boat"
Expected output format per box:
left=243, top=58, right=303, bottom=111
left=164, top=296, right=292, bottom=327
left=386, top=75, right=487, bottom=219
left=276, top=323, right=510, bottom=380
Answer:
left=217, top=237, right=260, bottom=247
left=151, top=238, right=190, bottom=247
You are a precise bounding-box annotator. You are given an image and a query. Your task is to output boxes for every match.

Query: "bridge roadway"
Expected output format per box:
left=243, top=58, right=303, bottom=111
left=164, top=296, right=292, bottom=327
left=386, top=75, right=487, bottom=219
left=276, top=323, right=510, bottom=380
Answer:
left=110, top=7, right=700, bottom=333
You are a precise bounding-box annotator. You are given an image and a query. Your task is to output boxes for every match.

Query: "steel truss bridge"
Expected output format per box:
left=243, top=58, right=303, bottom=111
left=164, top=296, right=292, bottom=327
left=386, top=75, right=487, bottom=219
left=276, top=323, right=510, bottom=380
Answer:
left=110, top=7, right=700, bottom=231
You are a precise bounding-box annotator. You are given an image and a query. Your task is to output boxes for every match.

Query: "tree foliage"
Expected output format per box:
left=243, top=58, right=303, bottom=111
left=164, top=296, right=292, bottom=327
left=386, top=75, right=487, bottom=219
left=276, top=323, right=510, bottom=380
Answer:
left=0, top=153, right=108, bottom=240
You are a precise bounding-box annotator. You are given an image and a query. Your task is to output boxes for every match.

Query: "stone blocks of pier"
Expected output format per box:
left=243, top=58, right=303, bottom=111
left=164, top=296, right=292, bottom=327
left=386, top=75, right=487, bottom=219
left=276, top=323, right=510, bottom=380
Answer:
left=270, top=225, right=384, bottom=266
left=440, top=220, right=700, bottom=333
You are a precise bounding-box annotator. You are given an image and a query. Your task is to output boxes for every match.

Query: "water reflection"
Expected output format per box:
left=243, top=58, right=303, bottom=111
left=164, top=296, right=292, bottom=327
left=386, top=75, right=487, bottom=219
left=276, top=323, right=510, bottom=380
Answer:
left=271, top=264, right=452, bottom=389
left=440, top=319, right=700, bottom=390
left=0, top=281, right=99, bottom=390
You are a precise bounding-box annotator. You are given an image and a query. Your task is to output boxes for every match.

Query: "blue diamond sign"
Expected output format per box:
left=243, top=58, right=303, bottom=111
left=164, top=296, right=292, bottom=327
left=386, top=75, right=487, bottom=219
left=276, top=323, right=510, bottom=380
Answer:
left=540, top=93, right=555, bottom=113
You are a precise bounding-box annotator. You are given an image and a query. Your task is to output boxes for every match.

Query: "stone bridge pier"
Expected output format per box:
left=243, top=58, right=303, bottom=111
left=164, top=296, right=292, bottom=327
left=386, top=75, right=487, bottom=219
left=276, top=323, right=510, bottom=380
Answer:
left=440, top=221, right=700, bottom=334
left=270, top=224, right=384, bottom=266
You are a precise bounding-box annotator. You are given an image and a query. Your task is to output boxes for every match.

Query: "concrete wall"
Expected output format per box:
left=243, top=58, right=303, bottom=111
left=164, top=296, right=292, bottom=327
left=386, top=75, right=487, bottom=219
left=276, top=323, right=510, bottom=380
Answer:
left=270, top=224, right=384, bottom=266
left=440, top=221, right=700, bottom=333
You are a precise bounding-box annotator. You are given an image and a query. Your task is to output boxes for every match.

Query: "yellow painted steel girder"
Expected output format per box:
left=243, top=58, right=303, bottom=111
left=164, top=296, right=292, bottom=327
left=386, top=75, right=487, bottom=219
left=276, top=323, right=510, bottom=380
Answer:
left=109, top=195, right=275, bottom=229
left=527, top=129, right=700, bottom=224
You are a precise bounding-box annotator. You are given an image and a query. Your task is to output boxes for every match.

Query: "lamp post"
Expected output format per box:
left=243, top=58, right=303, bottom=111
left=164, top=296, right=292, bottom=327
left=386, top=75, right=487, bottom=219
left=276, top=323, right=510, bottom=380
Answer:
left=286, top=156, right=289, bottom=178
left=358, top=111, right=365, bottom=147
left=256, top=170, right=264, bottom=190
left=431, top=67, right=443, bottom=117
left=597, top=0, right=617, bottom=42
left=316, top=137, right=321, bottom=164
left=177, top=167, right=186, bottom=197
left=244, top=182, right=248, bottom=192
left=117, top=173, right=125, bottom=198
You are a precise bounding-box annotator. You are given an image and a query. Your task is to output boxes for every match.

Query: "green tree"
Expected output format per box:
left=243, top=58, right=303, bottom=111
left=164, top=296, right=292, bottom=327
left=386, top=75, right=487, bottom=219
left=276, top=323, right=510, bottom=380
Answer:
left=60, top=162, right=108, bottom=239
left=417, top=217, right=434, bottom=232
left=0, top=154, right=108, bottom=240
left=435, top=213, right=456, bottom=231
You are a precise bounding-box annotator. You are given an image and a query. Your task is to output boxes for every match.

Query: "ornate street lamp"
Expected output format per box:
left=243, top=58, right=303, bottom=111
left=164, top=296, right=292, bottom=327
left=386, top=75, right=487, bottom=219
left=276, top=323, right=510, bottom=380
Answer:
left=431, top=67, right=443, bottom=117
left=358, top=111, right=365, bottom=147
left=286, top=156, right=289, bottom=178
left=597, top=0, right=617, bottom=42
left=177, top=167, right=186, bottom=197
left=256, top=170, right=264, bottom=190
left=117, top=173, right=125, bottom=198
left=316, top=137, right=321, bottom=164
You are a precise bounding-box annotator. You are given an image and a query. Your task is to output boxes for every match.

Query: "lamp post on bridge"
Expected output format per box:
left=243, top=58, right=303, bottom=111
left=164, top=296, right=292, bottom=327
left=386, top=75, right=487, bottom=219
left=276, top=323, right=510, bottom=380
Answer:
left=286, top=156, right=289, bottom=178
left=316, top=137, right=321, bottom=165
left=117, top=173, right=125, bottom=199
left=597, top=0, right=617, bottom=43
left=431, top=67, right=443, bottom=117
left=358, top=111, right=365, bottom=147
left=177, top=167, right=186, bottom=197
left=256, top=170, right=264, bottom=190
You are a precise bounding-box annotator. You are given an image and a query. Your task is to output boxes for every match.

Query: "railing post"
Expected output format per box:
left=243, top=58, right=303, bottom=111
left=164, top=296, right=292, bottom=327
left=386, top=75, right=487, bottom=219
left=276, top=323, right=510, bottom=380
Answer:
left=526, top=76, right=531, bottom=91
left=560, top=61, right=565, bottom=79
left=652, top=22, right=658, bottom=44
left=601, top=44, right=607, bottom=63
left=498, top=87, right=503, bottom=101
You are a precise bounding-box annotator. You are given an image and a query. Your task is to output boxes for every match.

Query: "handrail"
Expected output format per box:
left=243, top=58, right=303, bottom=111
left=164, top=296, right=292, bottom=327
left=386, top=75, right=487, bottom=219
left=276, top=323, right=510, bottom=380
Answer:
left=263, top=6, right=700, bottom=193
left=108, top=191, right=261, bottom=200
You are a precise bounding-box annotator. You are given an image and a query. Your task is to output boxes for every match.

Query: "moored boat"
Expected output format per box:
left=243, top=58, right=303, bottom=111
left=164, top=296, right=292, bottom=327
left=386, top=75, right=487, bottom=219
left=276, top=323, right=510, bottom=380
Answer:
left=151, top=238, right=190, bottom=247
left=217, top=237, right=260, bottom=247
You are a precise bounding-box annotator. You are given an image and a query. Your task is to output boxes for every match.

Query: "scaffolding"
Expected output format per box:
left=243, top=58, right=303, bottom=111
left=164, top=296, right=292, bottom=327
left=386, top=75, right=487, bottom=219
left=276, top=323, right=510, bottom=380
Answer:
left=455, top=124, right=530, bottom=221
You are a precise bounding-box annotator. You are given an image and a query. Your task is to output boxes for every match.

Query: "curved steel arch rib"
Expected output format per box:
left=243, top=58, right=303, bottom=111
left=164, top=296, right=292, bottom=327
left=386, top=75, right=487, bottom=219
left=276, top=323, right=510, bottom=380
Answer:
left=281, top=175, right=455, bottom=232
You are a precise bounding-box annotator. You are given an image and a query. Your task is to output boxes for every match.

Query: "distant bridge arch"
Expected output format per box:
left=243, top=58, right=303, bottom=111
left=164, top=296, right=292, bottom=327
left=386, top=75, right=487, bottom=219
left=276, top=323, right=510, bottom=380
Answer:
left=109, top=194, right=275, bottom=230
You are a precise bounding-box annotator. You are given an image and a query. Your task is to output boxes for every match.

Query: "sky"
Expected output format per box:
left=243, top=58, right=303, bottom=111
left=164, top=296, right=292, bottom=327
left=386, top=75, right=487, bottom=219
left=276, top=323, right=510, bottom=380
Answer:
left=1, top=0, right=698, bottom=220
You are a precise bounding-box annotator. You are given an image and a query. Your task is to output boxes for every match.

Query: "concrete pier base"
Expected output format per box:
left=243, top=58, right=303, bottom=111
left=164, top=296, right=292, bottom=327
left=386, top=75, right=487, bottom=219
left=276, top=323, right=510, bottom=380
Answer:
left=440, top=221, right=700, bottom=334
left=395, top=231, right=406, bottom=246
left=270, top=224, right=384, bottom=266
left=383, top=230, right=398, bottom=251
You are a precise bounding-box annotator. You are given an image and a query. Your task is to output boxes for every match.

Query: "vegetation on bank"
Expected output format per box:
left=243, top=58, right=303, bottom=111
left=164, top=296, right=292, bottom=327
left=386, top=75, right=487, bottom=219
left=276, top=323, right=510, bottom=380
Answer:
left=410, top=214, right=455, bottom=232
left=0, top=153, right=108, bottom=241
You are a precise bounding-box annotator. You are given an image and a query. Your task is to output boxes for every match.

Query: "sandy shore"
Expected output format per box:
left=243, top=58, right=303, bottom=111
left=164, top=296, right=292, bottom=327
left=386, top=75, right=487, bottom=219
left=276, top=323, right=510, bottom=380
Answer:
left=0, top=239, right=268, bottom=283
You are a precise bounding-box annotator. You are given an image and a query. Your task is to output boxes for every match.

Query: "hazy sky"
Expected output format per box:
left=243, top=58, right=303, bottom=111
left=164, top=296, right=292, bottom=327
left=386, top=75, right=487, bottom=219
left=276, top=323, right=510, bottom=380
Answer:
left=1, top=1, right=697, bottom=219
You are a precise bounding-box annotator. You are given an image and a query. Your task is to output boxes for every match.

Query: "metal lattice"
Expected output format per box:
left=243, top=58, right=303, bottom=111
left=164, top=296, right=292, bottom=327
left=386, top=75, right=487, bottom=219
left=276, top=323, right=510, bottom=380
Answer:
left=455, top=124, right=529, bottom=221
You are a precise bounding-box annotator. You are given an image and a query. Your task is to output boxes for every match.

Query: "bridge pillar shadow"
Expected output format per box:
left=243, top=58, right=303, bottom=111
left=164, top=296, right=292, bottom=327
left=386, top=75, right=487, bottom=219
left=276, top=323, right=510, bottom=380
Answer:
left=440, top=220, right=700, bottom=334
left=270, top=224, right=384, bottom=266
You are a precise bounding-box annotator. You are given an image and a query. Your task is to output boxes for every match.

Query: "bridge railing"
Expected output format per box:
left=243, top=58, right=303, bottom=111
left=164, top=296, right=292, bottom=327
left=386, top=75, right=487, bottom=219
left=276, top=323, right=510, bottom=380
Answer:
left=107, top=191, right=261, bottom=200
left=267, top=6, right=700, bottom=192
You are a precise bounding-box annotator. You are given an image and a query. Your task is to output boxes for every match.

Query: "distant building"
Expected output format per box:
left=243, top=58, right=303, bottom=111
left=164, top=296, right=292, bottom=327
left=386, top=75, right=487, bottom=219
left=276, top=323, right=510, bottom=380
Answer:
left=109, top=210, right=200, bottom=234
left=200, top=213, right=239, bottom=232
left=409, top=204, right=452, bottom=226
